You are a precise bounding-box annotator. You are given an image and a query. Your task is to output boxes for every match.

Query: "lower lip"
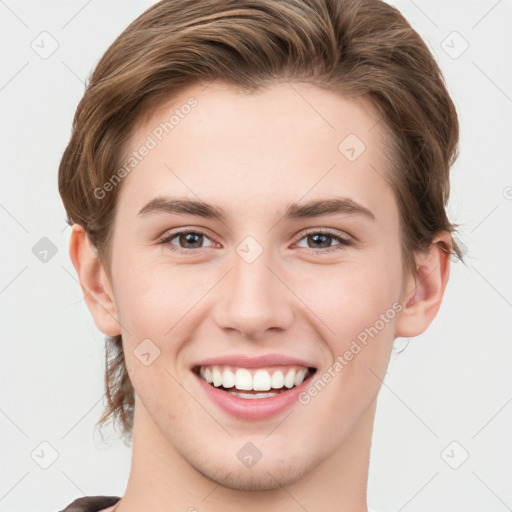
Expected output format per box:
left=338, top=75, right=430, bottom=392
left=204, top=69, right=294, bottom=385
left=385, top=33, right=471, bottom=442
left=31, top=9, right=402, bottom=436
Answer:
left=194, top=372, right=313, bottom=421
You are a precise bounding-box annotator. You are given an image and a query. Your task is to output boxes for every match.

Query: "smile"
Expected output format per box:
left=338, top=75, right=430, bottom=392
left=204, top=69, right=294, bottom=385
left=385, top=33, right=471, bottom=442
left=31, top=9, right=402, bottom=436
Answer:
left=197, top=365, right=314, bottom=398
left=192, top=357, right=318, bottom=420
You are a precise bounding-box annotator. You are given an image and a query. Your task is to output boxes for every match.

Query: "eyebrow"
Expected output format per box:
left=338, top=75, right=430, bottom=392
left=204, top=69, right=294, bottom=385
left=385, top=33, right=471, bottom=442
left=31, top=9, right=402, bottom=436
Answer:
left=137, top=196, right=375, bottom=221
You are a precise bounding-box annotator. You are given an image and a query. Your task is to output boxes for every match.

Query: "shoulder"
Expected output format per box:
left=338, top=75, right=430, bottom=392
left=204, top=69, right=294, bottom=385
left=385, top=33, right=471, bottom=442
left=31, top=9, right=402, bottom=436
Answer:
left=57, top=496, right=121, bottom=512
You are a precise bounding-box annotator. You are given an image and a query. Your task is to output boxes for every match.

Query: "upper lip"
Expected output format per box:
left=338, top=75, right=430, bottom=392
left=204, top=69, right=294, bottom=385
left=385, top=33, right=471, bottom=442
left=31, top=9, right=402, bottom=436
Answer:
left=191, top=354, right=317, bottom=369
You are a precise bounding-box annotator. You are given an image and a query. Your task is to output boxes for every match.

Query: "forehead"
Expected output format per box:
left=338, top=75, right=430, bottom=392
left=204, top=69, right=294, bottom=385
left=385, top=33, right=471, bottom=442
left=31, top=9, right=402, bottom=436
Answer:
left=115, top=80, right=396, bottom=224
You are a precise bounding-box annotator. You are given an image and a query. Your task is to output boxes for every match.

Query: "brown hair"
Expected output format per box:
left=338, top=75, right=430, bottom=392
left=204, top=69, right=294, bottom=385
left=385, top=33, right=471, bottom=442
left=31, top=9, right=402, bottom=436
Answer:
left=58, top=0, right=462, bottom=445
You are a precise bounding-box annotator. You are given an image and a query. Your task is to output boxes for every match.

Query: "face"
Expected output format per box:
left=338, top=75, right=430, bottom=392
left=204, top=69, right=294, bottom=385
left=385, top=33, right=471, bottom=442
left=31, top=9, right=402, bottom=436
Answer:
left=103, top=81, right=409, bottom=490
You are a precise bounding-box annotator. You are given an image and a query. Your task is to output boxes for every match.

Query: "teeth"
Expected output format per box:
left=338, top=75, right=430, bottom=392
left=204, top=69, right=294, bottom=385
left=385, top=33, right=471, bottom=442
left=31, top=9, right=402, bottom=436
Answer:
left=284, top=369, right=295, bottom=389
left=235, top=368, right=253, bottom=390
left=222, top=369, right=235, bottom=389
left=198, top=365, right=311, bottom=391
left=212, top=367, right=223, bottom=387
left=271, top=370, right=284, bottom=389
left=203, top=367, right=213, bottom=384
left=228, top=391, right=280, bottom=399
left=294, top=368, right=308, bottom=386
left=253, top=369, right=271, bottom=391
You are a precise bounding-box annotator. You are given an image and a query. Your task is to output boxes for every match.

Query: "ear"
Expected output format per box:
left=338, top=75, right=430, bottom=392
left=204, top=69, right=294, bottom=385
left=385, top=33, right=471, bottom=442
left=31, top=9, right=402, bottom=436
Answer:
left=69, top=224, right=122, bottom=337
left=395, top=232, right=451, bottom=338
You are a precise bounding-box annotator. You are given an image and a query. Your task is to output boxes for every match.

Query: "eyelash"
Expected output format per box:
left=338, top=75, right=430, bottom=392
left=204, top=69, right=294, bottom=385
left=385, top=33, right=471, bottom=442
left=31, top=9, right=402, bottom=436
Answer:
left=158, top=228, right=353, bottom=255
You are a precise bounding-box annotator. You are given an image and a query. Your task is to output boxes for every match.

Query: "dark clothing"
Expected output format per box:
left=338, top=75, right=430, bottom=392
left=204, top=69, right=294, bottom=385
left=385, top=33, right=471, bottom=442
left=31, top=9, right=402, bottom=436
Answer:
left=58, top=496, right=121, bottom=512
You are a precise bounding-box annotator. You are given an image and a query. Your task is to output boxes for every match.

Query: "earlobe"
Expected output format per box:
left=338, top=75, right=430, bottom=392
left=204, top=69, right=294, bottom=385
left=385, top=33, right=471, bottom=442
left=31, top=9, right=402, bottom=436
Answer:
left=69, top=224, right=122, bottom=337
left=395, top=233, right=451, bottom=338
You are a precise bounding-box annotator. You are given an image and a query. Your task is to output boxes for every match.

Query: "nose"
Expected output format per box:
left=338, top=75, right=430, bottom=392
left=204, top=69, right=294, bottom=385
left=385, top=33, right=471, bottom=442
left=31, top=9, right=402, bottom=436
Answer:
left=212, top=248, right=295, bottom=340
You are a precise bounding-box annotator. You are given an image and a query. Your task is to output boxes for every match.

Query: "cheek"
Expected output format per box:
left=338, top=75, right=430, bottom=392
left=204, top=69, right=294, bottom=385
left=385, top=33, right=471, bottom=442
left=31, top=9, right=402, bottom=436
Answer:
left=297, top=259, right=401, bottom=346
left=299, top=265, right=401, bottom=425
left=112, top=254, right=205, bottom=336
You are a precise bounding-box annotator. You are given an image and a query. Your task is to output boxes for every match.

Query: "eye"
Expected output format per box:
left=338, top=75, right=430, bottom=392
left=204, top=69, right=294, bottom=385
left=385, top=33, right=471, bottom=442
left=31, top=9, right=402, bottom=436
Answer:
left=158, top=229, right=216, bottom=254
left=158, top=227, right=353, bottom=256
left=295, top=229, right=353, bottom=254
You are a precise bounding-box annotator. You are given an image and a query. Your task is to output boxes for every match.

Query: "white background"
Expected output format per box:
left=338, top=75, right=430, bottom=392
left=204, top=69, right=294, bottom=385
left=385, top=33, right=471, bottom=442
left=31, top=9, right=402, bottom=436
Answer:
left=0, top=1, right=511, bottom=511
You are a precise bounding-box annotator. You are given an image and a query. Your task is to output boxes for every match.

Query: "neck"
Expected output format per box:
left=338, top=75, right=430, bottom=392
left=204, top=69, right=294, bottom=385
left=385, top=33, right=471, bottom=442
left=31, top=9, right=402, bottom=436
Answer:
left=115, top=399, right=376, bottom=512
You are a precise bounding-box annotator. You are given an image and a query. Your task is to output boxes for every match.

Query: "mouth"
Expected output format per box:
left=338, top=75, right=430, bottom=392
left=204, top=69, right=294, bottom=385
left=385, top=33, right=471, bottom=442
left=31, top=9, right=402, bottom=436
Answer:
left=193, top=364, right=317, bottom=399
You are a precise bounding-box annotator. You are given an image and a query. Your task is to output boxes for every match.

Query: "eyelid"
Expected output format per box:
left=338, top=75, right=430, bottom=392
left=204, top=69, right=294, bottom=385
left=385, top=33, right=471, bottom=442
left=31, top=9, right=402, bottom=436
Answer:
left=158, top=226, right=217, bottom=242
left=296, top=227, right=352, bottom=242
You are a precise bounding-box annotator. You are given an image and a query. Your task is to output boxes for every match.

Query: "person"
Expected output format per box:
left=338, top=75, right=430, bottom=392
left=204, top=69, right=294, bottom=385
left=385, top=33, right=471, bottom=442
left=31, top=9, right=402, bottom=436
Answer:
left=57, top=0, right=462, bottom=510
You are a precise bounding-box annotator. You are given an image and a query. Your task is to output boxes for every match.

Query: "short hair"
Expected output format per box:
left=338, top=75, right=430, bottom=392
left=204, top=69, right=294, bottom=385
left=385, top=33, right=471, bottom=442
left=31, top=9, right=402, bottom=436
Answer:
left=58, top=0, right=462, bottom=444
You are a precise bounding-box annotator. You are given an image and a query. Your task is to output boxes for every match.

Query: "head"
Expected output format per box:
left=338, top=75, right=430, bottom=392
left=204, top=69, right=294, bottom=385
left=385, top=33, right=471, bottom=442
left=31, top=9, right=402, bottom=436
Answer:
left=59, top=0, right=461, bottom=491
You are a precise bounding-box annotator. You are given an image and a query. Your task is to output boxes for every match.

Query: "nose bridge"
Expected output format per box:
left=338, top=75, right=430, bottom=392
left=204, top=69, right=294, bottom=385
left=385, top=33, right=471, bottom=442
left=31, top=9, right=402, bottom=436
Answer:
left=212, top=240, right=294, bottom=338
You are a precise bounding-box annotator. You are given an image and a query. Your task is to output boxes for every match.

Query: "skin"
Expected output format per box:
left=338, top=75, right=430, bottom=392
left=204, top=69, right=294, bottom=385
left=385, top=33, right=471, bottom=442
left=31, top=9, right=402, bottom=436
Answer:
left=69, top=81, right=450, bottom=512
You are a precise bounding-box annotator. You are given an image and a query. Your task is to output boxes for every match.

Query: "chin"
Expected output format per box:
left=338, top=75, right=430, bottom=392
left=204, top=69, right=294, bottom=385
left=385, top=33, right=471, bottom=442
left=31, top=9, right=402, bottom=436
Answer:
left=189, top=453, right=316, bottom=492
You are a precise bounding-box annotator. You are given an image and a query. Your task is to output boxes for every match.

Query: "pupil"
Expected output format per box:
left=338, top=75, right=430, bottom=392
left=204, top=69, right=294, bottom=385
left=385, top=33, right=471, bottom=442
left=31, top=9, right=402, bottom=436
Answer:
left=181, top=232, right=202, bottom=248
left=310, top=234, right=330, bottom=248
